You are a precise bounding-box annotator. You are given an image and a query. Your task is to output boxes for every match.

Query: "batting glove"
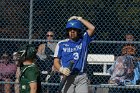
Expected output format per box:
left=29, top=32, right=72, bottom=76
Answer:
left=59, top=67, right=71, bottom=76
left=68, top=16, right=82, bottom=21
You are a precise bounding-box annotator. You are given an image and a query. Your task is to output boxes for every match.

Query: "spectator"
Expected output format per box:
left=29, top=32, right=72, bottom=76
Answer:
left=125, top=33, right=134, bottom=42
left=13, top=52, right=20, bottom=93
left=115, top=33, right=135, bottom=57
left=0, top=53, right=17, bottom=93
left=36, top=31, right=57, bottom=82
left=108, top=44, right=140, bottom=93
left=37, top=31, right=56, bottom=60
left=108, top=44, right=140, bottom=84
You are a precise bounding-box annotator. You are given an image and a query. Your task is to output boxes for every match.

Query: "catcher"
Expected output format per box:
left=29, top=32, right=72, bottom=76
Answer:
left=15, top=44, right=41, bottom=93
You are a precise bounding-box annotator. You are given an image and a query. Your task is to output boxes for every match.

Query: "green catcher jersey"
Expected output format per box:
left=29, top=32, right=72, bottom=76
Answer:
left=20, top=63, right=41, bottom=93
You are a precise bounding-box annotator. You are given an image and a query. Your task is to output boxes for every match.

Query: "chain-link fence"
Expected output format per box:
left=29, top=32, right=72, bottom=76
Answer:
left=1, top=0, right=140, bottom=93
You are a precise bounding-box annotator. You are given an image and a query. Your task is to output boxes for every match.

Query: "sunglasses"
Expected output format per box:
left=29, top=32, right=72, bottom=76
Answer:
left=46, top=35, right=53, bottom=37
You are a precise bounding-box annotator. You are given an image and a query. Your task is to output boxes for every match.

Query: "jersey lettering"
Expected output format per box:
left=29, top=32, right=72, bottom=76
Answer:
left=63, top=43, right=82, bottom=52
left=73, top=52, right=79, bottom=60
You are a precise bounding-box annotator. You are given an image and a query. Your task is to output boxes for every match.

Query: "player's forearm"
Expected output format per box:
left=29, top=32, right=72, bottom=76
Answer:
left=30, top=89, right=37, bottom=93
left=54, top=58, right=61, bottom=71
left=79, top=18, right=95, bottom=36
left=54, top=58, right=71, bottom=76
left=30, top=83, right=37, bottom=93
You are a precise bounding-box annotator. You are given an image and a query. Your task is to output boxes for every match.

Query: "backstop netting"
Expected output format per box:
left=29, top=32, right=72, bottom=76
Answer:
left=1, top=0, right=140, bottom=93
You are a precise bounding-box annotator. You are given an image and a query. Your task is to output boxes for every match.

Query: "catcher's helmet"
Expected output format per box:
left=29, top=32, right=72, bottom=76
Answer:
left=66, top=19, right=83, bottom=31
left=17, top=44, right=36, bottom=62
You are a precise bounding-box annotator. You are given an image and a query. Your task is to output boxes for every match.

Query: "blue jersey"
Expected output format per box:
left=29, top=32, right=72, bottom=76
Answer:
left=54, top=32, right=93, bottom=73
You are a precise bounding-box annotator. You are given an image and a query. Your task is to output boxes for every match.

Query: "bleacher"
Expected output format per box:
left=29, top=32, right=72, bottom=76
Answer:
left=87, top=54, right=115, bottom=76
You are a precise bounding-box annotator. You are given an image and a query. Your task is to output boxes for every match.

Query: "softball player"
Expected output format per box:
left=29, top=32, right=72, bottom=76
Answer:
left=54, top=16, right=95, bottom=93
left=15, top=44, right=41, bottom=93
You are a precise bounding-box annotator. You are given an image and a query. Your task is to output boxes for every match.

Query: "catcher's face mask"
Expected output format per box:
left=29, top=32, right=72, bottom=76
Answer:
left=14, top=44, right=36, bottom=66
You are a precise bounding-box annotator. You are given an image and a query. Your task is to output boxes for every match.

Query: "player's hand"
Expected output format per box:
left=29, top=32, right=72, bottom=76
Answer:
left=59, top=67, right=71, bottom=76
left=68, top=16, right=82, bottom=21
